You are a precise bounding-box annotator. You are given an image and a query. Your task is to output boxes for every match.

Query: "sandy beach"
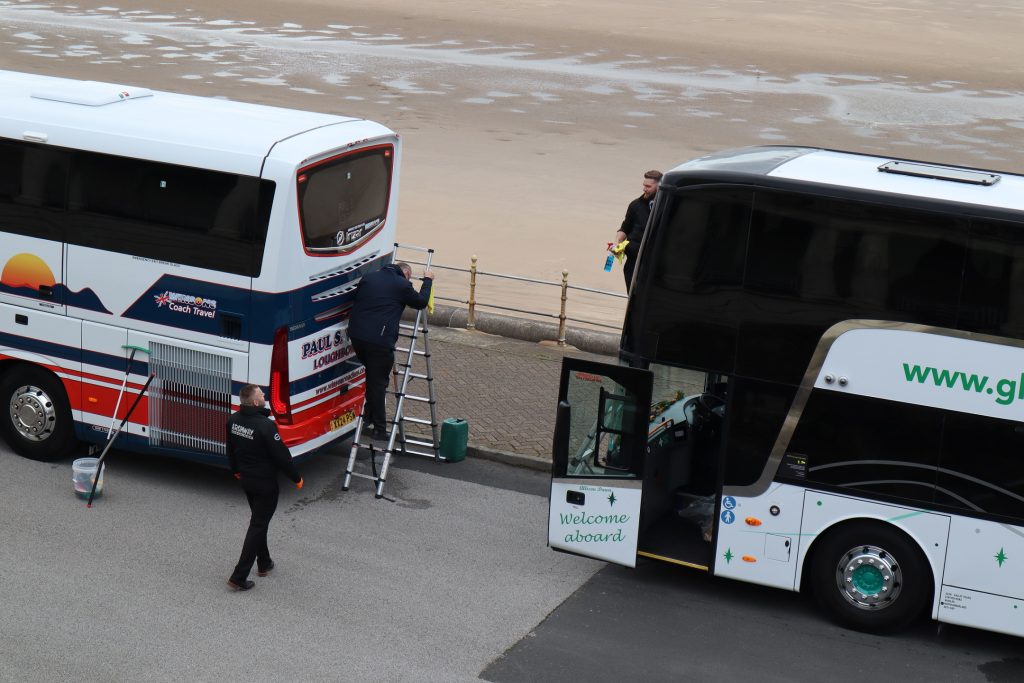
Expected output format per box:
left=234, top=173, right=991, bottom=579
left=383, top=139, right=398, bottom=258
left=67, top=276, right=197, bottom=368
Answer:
left=2, top=0, right=1023, bottom=327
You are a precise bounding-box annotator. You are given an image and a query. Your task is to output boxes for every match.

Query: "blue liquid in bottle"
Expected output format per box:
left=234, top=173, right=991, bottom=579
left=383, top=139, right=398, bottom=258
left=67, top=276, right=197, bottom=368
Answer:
left=603, top=254, right=614, bottom=272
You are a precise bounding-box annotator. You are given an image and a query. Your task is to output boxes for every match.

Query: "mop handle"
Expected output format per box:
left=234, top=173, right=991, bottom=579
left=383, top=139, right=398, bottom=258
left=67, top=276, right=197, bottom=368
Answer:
left=107, top=347, right=138, bottom=438
left=87, top=372, right=156, bottom=508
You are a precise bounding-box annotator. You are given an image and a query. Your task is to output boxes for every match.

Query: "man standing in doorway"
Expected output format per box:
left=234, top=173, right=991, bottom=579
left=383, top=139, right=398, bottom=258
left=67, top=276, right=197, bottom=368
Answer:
left=226, top=384, right=303, bottom=591
left=348, top=261, right=434, bottom=441
left=614, top=169, right=663, bottom=292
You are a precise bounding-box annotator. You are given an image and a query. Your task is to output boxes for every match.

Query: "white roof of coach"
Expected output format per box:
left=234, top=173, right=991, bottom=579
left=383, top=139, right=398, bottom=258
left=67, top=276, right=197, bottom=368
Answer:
left=0, top=70, right=382, bottom=176
left=769, top=149, right=1024, bottom=213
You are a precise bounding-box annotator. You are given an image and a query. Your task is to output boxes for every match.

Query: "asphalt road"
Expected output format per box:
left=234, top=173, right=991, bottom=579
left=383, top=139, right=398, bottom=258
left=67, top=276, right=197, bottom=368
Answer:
left=0, top=442, right=597, bottom=682
left=3, top=441, right=1024, bottom=682
left=484, top=559, right=1024, bottom=683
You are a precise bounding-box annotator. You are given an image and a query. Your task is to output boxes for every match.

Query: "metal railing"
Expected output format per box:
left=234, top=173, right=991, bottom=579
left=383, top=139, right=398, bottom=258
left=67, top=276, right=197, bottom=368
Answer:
left=402, top=253, right=627, bottom=346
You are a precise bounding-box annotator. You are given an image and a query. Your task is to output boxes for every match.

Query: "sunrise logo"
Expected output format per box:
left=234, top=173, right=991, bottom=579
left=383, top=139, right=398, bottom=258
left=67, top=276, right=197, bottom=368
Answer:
left=0, top=252, right=56, bottom=291
left=0, top=252, right=110, bottom=313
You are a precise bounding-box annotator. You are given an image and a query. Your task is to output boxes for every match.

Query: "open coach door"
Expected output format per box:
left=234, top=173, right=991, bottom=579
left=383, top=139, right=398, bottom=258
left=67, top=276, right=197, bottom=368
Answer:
left=549, top=358, right=652, bottom=567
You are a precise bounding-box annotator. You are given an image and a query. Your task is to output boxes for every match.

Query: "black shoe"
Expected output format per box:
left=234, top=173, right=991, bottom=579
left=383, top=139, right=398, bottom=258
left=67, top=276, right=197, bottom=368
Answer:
left=227, top=578, right=255, bottom=591
left=257, top=560, right=275, bottom=577
left=371, top=427, right=388, bottom=442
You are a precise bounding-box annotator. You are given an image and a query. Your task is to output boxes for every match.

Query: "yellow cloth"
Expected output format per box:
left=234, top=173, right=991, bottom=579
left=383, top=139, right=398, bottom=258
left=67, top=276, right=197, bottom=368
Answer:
left=427, top=283, right=435, bottom=314
left=611, top=239, right=629, bottom=263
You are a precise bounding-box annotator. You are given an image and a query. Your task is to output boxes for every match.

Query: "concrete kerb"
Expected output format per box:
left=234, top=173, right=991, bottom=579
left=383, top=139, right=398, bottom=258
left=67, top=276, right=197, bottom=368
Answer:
left=465, top=444, right=553, bottom=472
left=406, top=303, right=620, bottom=356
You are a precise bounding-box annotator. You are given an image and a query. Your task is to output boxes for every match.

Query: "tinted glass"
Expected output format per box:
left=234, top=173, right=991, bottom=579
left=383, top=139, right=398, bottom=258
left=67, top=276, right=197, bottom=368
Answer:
left=298, top=146, right=393, bottom=251
left=937, top=412, right=1024, bottom=522
left=738, top=192, right=967, bottom=383
left=628, top=187, right=752, bottom=369
left=67, top=151, right=272, bottom=276
left=633, top=186, right=973, bottom=386
left=0, top=140, right=69, bottom=240
left=958, top=218, right=1022, bottom=338
left=785, top=390, right=942, bottom=505
left=723, top=377, right=796, bottom=486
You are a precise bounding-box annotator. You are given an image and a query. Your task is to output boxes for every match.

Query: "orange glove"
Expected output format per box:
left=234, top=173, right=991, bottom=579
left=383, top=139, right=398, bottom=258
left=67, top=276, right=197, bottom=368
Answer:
left=296, top=478, right=304, bottom=490
left=233, top=472, right=241, bottom=480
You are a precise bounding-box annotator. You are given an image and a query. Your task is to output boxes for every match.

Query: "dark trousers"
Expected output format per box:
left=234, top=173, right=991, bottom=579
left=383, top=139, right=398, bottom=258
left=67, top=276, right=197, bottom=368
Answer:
left=352, top=338, right=394, bottom=431
left=231, top=479, right=279, bottom=582
left=623, top=257, right=636, bottom=292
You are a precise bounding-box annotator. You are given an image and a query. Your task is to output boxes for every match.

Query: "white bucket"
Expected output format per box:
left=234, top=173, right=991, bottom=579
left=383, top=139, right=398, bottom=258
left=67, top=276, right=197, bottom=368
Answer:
left=72, top=457, right=104, bottom=499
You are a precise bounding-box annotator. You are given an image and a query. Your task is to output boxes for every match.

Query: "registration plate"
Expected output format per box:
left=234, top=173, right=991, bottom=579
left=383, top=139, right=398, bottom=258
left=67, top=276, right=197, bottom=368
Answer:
left=329, top=411, right=355, bottom=431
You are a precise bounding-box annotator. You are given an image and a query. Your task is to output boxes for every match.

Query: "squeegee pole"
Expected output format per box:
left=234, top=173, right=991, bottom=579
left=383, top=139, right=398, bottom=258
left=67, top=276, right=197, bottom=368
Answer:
left=87, top=372, right=156, bottom=508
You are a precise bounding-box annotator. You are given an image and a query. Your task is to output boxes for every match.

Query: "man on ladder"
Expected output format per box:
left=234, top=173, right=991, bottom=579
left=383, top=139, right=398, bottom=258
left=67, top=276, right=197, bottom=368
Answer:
left=348, top=261, right=434, bottom=442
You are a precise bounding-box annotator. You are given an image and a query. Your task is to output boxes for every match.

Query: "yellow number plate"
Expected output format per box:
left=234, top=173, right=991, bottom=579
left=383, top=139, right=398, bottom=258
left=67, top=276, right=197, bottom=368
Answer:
left=330, top=411, right=355, bottom=431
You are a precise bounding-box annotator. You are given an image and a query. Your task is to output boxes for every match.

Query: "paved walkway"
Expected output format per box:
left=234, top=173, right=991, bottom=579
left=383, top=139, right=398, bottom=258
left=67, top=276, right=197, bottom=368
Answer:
left=398, top=326, right=612, bottom=466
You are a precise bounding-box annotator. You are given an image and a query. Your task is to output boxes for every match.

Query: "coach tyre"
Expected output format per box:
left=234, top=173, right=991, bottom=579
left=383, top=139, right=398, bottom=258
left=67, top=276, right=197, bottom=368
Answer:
left=1, top=365, right=76, bottom=461
left=810, top=521, right=931, bottom=633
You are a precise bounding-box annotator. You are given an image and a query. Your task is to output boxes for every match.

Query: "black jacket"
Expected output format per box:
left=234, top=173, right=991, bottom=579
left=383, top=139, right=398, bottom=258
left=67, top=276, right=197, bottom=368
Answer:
left=226, top=405, right=301, bottom=483
left=620, top=194, right=656, bottom=261
left=348, top=264, right=433, bottom=349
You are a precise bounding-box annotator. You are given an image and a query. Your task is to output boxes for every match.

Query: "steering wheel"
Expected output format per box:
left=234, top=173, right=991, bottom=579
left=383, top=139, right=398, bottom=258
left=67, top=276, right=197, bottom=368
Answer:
left=690, top=394, right=726, bottom=434
left=696, top=393, right=726, bottom=416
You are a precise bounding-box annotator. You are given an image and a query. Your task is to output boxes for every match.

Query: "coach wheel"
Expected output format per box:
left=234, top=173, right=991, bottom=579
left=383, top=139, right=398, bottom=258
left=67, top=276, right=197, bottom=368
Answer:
left=810, top=521, right=931, bottom=633
left=0, top=366, right=76, bottom=461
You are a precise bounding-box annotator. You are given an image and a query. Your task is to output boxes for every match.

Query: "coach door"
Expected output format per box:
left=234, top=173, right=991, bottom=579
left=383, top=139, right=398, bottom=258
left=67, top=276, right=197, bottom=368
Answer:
left=549, top=358, right=652, bottom=567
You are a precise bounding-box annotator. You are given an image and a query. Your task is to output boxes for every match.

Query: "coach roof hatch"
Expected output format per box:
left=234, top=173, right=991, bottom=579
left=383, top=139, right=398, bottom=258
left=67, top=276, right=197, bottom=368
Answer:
left=31, top=81, right=154, bottom=107
left=878, top=160, right=1000, bottom=186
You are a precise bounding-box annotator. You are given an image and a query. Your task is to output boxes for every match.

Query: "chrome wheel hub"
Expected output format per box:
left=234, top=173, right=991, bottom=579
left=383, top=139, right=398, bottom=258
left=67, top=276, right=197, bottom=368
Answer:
left=9, top=384, right=57, bottom=442
left=836, top=544, right=903, bottom=611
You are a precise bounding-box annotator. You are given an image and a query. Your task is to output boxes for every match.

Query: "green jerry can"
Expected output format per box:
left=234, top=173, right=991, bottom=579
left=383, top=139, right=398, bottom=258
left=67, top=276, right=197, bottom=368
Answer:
left=440, top=418, right=468, bottom=463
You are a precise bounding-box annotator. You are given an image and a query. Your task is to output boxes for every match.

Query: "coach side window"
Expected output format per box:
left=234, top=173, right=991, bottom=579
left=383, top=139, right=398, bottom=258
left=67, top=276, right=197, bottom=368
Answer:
left=0, top=140, right=69, bottom=240
left=959, top=218, right=1021, bottom=338
left=67, top=151, right=273, bottom=277
left=937, top=412, right=1024, bottom=523
left=741, top=193, right=967, bottom=385
left=784, top=390, right=942, bottom=506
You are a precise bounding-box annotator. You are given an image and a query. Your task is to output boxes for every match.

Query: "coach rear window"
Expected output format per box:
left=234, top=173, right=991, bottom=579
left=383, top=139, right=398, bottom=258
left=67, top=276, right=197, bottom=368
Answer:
left=297, top=145, right=393, bottom=253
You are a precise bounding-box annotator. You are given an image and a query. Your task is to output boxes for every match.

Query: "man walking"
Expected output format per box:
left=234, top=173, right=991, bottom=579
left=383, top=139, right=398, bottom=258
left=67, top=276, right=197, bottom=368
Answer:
left=348, top=261, right=434, bottom=441
left=226, top=384, right=303, bottom=591
left=614, top=169, right=662, bottom=292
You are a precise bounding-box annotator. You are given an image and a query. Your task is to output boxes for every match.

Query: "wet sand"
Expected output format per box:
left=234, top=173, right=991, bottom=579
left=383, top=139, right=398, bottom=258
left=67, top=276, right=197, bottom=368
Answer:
left=2, top=0, right=1023, bottom=327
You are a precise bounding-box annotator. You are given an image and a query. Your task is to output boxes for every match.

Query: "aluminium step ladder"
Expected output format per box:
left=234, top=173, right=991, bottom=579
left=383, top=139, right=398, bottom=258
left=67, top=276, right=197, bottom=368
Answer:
left=343, top=244, right=442, bottom=498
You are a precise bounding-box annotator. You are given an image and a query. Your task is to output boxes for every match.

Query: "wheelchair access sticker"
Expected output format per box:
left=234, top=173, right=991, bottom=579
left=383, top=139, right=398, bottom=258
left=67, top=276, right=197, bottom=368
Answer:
left=722, top=496, right=736, bottom=510
left=721, top=510, right=736, bottom=525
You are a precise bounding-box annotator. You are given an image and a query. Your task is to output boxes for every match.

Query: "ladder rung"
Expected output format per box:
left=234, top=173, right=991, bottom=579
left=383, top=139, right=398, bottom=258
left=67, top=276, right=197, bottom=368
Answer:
left=395, top=364, right=431, bottom=372
left=347, top=472, right=380, bottom=482
left=399, top=323, right=427, bottom=332
left=355, top=440, right=390, bottom=449
left=397, top=394, right=433, bottom=403
left=394, top=347, right=427, bottom=356
left=402, top=448, right=439, bottom=458
left=400, top=416, right=435, bottom=426
left=395, top=243, right=433, bottom=253
left=393, top=371, right=430, bottom=380
left=402, top=437, right=438, bottom=449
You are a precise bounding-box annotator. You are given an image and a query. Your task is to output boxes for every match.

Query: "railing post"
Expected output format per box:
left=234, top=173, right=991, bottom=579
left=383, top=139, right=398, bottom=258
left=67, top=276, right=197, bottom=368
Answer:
left=467, top=255, right=478, bottom=330
left=558, top=268, right=568, bottom=346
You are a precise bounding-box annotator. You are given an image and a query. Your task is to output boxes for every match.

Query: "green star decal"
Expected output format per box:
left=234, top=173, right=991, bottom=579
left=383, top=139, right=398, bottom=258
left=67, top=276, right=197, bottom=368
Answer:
left=996, top=548, right=1008, bottom=567
left=607, top=492, right=617, bottom=507
left=723, top=548, right=734, bottom=564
